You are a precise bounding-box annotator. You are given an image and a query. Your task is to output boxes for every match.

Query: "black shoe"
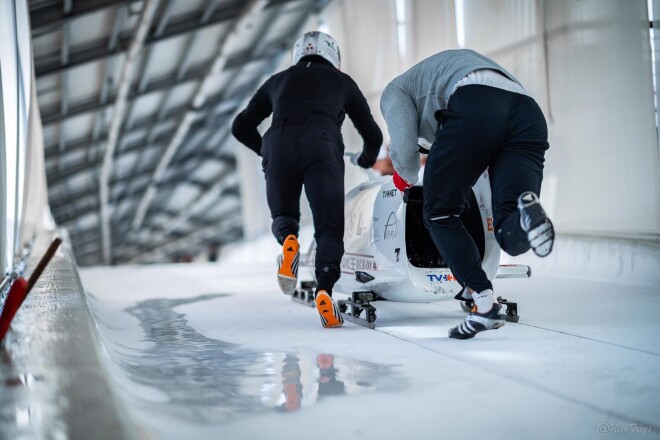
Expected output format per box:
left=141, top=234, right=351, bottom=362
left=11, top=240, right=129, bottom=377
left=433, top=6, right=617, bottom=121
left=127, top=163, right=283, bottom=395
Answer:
left=448, top=303, right=505, bottom=339
left=518, top=192, right=555, bottom=257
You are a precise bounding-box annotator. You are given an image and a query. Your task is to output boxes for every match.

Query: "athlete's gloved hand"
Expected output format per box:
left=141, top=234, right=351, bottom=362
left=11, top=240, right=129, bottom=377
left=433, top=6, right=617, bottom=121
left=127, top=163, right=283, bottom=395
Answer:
left=355, top=152, right=376, bottom=169
left=393, top=170, right=412, bottom=192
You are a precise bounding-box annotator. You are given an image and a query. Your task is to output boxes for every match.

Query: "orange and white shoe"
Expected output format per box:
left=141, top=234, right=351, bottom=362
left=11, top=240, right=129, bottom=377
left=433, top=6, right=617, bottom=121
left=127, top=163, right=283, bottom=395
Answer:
left=277, top=235, right=300, bottom=295
left=315, top=290, right=343, bottom=328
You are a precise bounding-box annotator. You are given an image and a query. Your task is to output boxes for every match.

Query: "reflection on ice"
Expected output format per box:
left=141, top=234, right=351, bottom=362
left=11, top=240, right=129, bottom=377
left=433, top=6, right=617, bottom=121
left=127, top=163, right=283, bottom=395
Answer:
left=274, top=353, right=379, bottom=413
left=110, top=294, right=404, bottom=424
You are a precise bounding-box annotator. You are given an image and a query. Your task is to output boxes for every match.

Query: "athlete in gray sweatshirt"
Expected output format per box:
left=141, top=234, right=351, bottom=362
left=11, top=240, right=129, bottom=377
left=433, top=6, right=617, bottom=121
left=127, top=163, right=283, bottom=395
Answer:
left=380, top=49, right=555, bottom=339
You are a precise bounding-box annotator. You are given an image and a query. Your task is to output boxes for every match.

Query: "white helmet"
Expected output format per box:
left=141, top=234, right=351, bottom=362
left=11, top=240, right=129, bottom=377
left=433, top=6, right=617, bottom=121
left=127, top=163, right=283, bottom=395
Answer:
left=292, top=31, right=341, bottom=69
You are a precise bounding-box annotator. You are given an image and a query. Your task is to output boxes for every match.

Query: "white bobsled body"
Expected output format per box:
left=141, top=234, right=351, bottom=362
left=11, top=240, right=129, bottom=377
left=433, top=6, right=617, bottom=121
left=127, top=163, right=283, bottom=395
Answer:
left=305, top=170, right=508, bottom=303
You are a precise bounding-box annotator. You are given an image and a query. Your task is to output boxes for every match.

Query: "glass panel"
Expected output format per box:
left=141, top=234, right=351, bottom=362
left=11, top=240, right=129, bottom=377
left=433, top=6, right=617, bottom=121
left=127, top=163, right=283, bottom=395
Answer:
left=14, top=0, right=31, bottom=254
left=0, top=0, right=18, bottom=275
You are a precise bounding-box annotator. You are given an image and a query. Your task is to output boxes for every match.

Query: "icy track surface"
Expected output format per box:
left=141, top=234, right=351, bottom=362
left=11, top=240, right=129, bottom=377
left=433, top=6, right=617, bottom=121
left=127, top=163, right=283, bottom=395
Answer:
left=81, top=258, right=660, bottom=440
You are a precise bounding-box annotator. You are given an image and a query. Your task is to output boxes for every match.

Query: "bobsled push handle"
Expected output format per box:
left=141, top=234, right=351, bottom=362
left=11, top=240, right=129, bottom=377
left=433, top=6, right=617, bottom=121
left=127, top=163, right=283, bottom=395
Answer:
left=344, top=151, right=359, bottom=165
left=495, top=265, right=532, bottom=279
left=402, top=188, right=411, bottom=204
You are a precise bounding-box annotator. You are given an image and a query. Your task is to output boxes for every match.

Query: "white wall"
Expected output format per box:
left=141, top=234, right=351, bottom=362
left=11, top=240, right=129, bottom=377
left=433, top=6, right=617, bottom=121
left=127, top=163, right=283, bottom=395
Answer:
left=22, top=75, right=55, bottom=245
left=545, top=0, right=659, bottom=235
left=462, top=0, right=659, bottom=236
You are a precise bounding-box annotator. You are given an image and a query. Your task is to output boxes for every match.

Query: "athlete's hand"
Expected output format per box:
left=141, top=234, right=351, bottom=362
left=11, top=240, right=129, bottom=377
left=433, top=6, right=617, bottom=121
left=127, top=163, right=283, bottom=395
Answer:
left=393, top=170, right=412, bottom=192
left=356, top=152, right=376, bottom=169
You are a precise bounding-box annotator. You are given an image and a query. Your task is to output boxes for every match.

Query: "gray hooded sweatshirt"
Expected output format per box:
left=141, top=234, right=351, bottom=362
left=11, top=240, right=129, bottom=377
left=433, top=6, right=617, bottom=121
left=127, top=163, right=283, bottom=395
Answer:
left=380, top=49, right=521, bottom=184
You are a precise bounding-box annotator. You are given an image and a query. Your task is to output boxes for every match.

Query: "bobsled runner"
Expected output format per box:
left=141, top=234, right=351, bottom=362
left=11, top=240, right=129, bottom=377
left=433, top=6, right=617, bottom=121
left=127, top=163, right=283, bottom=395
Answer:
left=293, top=154, right=530, bottom=329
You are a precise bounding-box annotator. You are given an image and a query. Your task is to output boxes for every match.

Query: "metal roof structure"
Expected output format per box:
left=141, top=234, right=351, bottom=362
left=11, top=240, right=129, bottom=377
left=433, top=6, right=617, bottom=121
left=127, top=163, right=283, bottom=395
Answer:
left=31, top=0, right=330, bottom=266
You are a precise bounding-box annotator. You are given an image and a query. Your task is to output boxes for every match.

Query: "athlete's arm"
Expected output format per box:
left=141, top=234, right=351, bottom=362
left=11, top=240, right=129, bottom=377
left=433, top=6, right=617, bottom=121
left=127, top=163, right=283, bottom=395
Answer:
left=231, top=82, right=272, bottom=156
left=380, top=83, right=420, bottom=184
left=345, top=78, right=383, bottom=168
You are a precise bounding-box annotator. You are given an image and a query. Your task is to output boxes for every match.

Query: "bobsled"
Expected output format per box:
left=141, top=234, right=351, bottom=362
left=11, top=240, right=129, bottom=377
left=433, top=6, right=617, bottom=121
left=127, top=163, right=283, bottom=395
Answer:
left=294, top=155, right=530, bottom=328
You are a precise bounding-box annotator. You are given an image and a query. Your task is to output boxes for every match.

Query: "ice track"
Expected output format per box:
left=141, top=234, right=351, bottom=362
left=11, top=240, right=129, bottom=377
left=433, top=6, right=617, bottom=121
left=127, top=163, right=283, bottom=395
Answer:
left=80, top=248, right=660, bottom=440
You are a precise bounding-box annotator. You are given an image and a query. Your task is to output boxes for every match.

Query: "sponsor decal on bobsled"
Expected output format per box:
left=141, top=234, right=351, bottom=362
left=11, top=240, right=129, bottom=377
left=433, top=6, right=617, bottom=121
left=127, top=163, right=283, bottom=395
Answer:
left=341, top=253, right=378, bottom=274
left=381, top=189, right=397, bottom=198
left=426, top=273, right=456, bottom=283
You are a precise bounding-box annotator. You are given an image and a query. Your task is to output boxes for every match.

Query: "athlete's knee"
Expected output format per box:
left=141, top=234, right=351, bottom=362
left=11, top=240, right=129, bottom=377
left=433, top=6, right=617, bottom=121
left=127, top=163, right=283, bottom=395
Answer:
left=423, top=211, right=462, bottom=230
left=492, top=215, right=530, bottom=256
left=495, top=229, right=530, bottom=256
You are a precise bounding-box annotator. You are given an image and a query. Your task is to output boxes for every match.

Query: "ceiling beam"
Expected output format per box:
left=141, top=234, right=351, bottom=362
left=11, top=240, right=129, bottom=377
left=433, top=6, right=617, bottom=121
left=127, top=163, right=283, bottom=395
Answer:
left=66, top=197, right=240, bottom=260
left=45, top=0, right=332, bottom=267
left=121, top=0, right=223, bottom=191
left=127, top=225, right=242, bottom=264
left=44, top=100, right=189, bottom=155
left=131, top=0, right=269, bottom=233
left=100, top=0, right=162, bottom=265
left=127, top=1, right=312, bottom=232
left=39, top=60, right=206, bottom=125
left=141, top=224, right=243, bottom=264
left=46, top=129, right=176, bottom=185
left=126, top=212, right=243, bottom=264
left=45, top=105, right=238, bottom=186
left=59, top=199, right=235, bottom=241
left=34, top=1, right=247, bottom=77
left=30, top=0, right=136, bottom=36
left=48, top=163, right=235, bottom=213
left=108, top=176, right=239, bottom=229
left=70, top=210, right=229, bottom=248
left=49, top=154, right=237, bottom=222
left=39, top=47, right=280, bottom=126
left=144, top=0, right=314, bottom=224
left=141, top=167, right=237, bottom=237
left=86, top=3, right=126, bottom=171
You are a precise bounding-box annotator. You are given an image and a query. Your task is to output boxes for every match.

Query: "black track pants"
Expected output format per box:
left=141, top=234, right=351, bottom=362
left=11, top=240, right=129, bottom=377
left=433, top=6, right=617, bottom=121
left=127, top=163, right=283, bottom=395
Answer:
left=262, top=120, right=345, bottom=293
left=423, top=85, right=549, bottom=293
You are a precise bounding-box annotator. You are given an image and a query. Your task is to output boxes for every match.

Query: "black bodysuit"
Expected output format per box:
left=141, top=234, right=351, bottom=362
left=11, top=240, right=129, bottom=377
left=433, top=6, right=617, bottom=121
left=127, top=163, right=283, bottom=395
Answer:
left=232, top=56, right=382, bottom=292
